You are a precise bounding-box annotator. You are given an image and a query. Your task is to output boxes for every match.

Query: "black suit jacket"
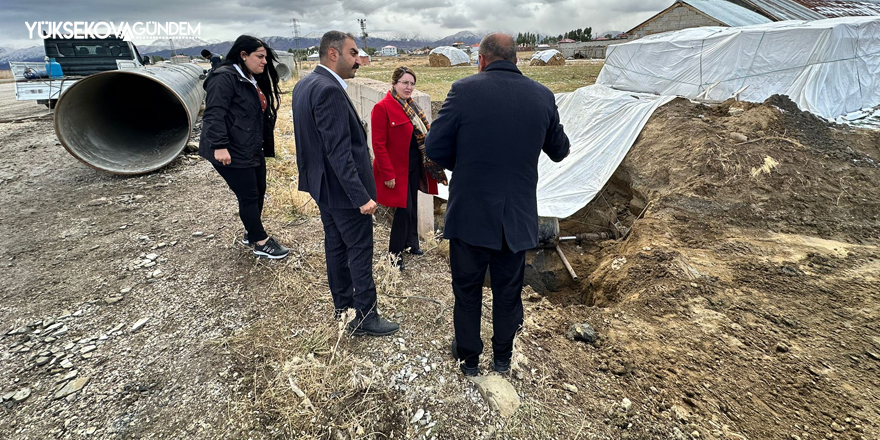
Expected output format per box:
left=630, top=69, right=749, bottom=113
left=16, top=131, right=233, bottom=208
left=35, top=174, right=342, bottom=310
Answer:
left=425, top=60, right=570, bottom=253
left=292, top=66, right=376, bottom=209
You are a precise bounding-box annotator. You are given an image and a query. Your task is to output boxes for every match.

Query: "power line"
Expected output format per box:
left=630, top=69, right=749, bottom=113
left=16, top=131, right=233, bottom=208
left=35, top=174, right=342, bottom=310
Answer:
left=358, top=18, right=368, bottom=50
left=290, top=18, right=301, bottom=73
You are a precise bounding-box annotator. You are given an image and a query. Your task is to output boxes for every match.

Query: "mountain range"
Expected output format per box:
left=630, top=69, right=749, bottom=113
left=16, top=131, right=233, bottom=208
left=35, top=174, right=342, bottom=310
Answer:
left=0, top=30, right=492, bottom=68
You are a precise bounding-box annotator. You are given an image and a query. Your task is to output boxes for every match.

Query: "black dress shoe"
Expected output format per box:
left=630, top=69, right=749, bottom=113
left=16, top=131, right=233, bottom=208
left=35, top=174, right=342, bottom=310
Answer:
left=348, top=315, right=399, bottom=336
left=493, top=358, right=511, bottom=374
left=408, top=248, right=424, bottom=255
left=451, top=338, right=479, bottom=376
left=389, top=253, right=405, bottom=270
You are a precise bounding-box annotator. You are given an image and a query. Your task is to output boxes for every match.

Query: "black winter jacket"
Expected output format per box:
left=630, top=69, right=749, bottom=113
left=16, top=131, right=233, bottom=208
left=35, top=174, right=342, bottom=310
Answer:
left=199, top=64, right=276, bottom=168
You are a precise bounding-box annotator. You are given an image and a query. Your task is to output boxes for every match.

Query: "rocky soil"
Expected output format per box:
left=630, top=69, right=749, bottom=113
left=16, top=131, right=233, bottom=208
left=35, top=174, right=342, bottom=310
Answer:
left=1, top=82, right=879, bottom=440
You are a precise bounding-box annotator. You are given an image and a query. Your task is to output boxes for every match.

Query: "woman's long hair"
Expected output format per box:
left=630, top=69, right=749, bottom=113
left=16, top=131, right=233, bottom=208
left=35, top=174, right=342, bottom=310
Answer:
left=223, top=35, right=281, bottom=119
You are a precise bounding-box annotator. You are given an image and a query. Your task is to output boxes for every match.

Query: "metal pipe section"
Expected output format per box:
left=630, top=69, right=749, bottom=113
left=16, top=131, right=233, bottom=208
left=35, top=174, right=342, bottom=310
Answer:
left=54, top=63, right=205, bottom=175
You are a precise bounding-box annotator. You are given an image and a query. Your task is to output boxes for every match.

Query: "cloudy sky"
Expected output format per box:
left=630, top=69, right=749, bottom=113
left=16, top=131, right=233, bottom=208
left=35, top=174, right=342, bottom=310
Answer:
left=3, top=0, right=671, bottom=48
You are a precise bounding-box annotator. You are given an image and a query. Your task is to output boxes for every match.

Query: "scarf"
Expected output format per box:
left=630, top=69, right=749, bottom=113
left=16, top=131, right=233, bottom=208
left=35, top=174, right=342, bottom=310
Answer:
left=391, top=88, right=448, bottom=187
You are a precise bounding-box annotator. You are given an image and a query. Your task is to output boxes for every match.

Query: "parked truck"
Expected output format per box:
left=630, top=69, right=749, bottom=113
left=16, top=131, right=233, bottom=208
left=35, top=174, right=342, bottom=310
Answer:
left=9, top=35, right=149, bottom=108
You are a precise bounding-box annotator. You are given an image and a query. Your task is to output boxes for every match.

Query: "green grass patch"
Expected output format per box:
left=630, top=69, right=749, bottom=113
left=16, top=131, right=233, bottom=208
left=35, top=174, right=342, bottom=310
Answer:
left=354, top=59, right=603, bottom=102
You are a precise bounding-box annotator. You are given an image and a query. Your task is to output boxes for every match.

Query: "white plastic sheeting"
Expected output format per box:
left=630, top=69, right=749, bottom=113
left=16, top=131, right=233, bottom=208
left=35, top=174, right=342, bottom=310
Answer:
left=436, top=85, right=674, bottom=218
left=429, top=46, right=470, bottom=66
left=598, top=17, right=880, bottom=120
left=535, top=86, right=675, bottom=217
left=531, top=49, right=563, bottom=63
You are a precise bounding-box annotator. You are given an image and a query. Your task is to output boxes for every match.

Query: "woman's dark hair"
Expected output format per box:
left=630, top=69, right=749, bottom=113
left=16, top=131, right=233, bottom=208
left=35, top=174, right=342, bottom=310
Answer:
left=223, top=35, right=281, bottom=119
left=201, top=49, right=211, bottom=58
left=391, top=66, right=417, bottom=85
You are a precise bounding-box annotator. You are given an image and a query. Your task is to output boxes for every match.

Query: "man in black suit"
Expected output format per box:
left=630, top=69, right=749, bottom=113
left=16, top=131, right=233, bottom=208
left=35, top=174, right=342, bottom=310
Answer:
left=292, top=31, right=399, bottom=336
left=426, top=33, right=570, bottom=375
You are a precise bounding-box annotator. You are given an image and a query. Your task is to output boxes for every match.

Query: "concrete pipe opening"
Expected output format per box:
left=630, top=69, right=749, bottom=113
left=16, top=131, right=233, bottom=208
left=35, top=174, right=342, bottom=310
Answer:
left=54, top=65, right=203, bottom=175
left=275, top=62, right=292, bottom=82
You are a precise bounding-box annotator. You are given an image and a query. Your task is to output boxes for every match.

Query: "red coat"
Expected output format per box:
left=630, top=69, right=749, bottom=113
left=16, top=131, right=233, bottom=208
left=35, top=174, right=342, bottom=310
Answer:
left=371, top=92, right=439, bottom=208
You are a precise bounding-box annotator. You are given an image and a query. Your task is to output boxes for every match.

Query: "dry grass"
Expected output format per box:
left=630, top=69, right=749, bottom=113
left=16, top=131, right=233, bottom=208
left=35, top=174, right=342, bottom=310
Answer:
left=0, top=70, right=12, bottom=80
left=264, top=78, right=319, bottom=221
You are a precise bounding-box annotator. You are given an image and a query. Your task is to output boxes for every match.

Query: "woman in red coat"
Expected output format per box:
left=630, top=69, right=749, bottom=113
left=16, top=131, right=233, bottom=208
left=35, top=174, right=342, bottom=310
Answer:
left=371, top=66, right=447, bottom=268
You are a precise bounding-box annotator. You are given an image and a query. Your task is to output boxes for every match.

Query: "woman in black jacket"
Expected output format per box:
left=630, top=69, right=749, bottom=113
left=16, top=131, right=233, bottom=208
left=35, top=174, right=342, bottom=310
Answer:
left=198, top=35, right=289, bottom=259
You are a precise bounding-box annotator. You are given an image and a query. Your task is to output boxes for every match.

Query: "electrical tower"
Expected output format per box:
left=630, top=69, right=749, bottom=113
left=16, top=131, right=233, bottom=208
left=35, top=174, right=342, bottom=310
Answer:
left=290, top=18, right=301, bottom=73
left=358, top=18, right=368, bottom=52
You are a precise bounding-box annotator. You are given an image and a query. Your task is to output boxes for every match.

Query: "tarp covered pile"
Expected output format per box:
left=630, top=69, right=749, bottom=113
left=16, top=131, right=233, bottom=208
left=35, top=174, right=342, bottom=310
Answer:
left=428, top=46, right=470, bottom=67
left=598, top=17, right=880, bottom=121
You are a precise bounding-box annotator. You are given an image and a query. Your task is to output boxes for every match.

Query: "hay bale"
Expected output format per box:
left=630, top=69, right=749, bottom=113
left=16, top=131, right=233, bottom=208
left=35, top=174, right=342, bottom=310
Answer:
left=530, top=50, right=566, bottom=66
left=429, top=53, right=452, bottom=67
left=428, top=46, right=470, bottom=67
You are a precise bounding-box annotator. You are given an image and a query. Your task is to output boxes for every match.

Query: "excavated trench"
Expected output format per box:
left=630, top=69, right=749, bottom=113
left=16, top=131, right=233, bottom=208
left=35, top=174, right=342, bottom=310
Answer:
left=430, top=166, right=647, bottom=307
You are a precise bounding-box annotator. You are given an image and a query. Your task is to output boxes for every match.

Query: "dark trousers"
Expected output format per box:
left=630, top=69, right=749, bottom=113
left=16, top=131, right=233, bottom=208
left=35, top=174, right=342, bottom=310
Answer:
left=389, top=145, right=422, bottom=254
left=319, top=205, right=379, bottom=318
left=450, top=237, right=525, bottom=367
left=213, top=159, right=268, bottom=243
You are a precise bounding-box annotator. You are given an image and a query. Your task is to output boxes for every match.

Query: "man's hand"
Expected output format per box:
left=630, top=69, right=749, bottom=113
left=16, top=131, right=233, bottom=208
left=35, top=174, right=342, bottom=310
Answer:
left=214, top=149, right=232, bottom=165
left=384, top=179, right=396, bottom=189
left=359, top=200, right=377, bottom=215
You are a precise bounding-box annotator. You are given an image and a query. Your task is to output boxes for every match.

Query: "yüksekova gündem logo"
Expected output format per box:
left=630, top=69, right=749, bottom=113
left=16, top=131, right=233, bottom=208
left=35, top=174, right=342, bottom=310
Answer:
left=25, top=21, right=201, bottom=40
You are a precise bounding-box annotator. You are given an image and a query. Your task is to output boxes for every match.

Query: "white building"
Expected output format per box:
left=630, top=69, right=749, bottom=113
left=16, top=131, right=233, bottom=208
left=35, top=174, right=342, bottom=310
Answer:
left=379, top=45, right=398, bottom=57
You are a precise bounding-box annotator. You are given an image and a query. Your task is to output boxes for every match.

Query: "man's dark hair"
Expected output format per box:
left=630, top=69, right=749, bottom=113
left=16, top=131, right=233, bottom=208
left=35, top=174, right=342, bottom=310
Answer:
left=479, top=33, right=516, bottom=63
left=319, top=31, right=356, bottom=62
left=201, top=49, right=211, bottom=58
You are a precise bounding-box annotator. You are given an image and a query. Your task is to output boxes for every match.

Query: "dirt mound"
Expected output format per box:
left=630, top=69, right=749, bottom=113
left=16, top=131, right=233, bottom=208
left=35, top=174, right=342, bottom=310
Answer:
left=545, top=95, right=880, bottom=439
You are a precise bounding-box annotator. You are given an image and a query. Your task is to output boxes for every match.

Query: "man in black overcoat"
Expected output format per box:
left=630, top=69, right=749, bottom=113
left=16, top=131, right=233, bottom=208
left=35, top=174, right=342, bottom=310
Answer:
left=426, top=32, right=570, bottom=375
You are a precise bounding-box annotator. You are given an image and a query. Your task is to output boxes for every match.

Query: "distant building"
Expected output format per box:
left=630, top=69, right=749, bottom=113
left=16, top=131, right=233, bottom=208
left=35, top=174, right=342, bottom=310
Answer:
left=626, top=0, right=880, bottom=42
left=628, top=0, right=771, bottom=40
left=379, top=45, right=398, bottom=57
left=558, top=38, right=576, bottom=44
left=559, top=39, right=630, bottom=59
left=733, top=0, right=880, bottom=19
left=358, top=49, right=371, bottom=66
left=575, top=0, right=880, bottom=61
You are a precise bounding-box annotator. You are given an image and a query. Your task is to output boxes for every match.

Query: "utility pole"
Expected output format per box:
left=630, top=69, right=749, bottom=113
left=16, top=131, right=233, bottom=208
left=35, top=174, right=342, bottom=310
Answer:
left=290, top=18, right=301, bottom=74
left=169, top=38, right=176, bottom=57
left=358, top=18, right=368, bottom=52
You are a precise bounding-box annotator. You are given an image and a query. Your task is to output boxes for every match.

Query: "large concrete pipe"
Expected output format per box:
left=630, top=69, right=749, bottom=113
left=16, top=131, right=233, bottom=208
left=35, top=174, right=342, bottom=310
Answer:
left=54, top=63, right=205, bottom=175
left=274, top=52, right=296, bottom=82
left=275, top=61, right=292, bottom=82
